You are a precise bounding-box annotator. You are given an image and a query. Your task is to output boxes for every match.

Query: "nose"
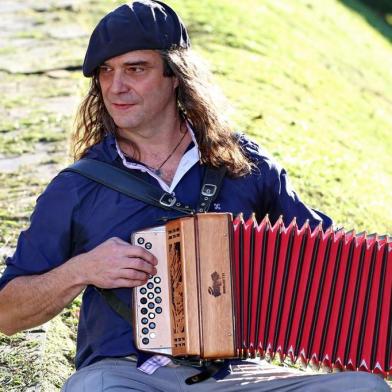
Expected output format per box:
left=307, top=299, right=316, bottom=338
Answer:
left=109, top=70, right=129, bottom=94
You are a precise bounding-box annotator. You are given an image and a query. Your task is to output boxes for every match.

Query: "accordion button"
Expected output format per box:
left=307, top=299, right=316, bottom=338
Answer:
left=145, top=242, right=152, bottom=250
left=142, top=328, right=149, bottom=335
left=149, top=322, right=156, bottom=329
left=154, top=287, right=161, bottom=294
left=148, top=302, right=155, bottom=309
left=147, top=292, right=154, bottom=299
left=137, top=237, right=145, bottom=245
left=156, top=307, right=162, bottom=314
left=147, top=282, right=154, bottom=289
left=150, top=332, right=156, bottom=339
left=140, top=287, right=147, bottom=295
left=154, top=277, right=161, bottom=284
left=142, top=338, right=149, bottom=345
left=140, top=298, right=147, bottom=305
left=141, top=318, right=148, bottom=325
left=148, top=313, right=155, bottom=319
left=155, top=297, right=162, bottom=304
left=141, top=308, right=148, bottom=315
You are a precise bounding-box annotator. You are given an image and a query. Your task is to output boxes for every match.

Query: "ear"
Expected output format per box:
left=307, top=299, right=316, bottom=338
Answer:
left=173, top=75, right=179, bottom=90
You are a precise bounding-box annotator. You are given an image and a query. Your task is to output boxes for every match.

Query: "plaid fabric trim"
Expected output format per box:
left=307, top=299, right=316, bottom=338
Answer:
left=138, top=355, right=172, bottom=375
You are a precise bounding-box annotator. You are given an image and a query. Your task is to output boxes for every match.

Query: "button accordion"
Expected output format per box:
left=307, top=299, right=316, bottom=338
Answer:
left=131, top=213, right=391, bottom=377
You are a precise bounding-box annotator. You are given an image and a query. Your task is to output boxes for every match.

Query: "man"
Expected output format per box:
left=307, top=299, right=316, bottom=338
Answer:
left=0, top=1, right=389, bottom=391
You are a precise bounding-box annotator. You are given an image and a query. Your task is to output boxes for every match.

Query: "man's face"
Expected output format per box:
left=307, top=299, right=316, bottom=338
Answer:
left=98, top=50, right=178, bottom=135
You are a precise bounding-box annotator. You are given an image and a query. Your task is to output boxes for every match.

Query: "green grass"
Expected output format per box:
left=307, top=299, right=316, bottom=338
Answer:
left=166, top=0, right=392, bottom=234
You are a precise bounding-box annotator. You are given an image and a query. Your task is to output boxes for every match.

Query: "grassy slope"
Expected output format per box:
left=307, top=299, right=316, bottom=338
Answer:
left=0, top=0, right=391, bottom=390
left=169, top=0, right=392, bottom=233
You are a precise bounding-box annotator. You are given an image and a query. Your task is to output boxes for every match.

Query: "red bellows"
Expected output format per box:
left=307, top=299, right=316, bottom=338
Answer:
left=232, top=214, right=391, bottom=377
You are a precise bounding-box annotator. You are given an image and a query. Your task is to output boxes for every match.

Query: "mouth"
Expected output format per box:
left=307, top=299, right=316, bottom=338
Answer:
left=111, top=103, right=135, bottom=110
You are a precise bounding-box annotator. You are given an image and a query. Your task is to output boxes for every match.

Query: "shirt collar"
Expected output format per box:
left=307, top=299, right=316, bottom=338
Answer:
left=107, top=133, right=120, bottom=162
left=114, top=123, right=200, bottom=193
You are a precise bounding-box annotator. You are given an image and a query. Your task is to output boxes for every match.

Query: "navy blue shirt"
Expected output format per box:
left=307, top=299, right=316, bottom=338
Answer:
left=0, top=134, right=332, bottom=369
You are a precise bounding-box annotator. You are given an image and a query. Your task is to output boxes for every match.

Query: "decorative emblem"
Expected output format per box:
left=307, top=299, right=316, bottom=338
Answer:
left=208, top=271, right=222, bottom=297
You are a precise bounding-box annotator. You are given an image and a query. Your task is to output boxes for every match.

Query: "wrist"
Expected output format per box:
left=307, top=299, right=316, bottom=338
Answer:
left=63, top=253, right=90, bottom=288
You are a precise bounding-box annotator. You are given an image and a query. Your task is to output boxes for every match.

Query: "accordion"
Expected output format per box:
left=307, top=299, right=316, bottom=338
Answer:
left=131, top=213, right=391, bottom=376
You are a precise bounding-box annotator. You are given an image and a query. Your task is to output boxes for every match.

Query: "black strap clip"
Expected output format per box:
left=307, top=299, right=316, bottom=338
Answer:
left=159, top=193, right=176, bottom=208
left=197, top=166, right=226, bottom=213
left=201, top=183, right=217, bottom=197
left=185, top=361, right=226, bottom=385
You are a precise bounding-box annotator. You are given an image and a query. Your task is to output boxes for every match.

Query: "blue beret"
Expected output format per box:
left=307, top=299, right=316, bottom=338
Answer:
left=83, top=1, right=190, bottom=77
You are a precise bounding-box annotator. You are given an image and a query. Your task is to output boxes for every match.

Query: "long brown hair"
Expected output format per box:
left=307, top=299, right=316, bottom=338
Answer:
left=72, top=48, right=253, bottom=176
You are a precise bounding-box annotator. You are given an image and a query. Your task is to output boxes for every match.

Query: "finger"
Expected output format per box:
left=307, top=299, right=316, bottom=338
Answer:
left=117, top=257, right=157, bottom=275
left=130, top=258, right=157, bottom=276
left=120, top=268, right=150, bottom=282
left=124, top=246, right=158, bottom=266
left=112, top=278, right=150, bottom=289
left=104, top=240, right=158, bottom=266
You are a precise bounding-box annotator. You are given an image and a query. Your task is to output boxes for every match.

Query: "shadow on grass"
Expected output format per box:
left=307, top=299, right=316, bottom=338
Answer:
left=339, top=0, right=392, bottom=43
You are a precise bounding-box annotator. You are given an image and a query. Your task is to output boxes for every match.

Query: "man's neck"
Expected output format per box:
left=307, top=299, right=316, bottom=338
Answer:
left=117, top=115, right=183, bottom=159
left=116, top=115, right=193, bottom=185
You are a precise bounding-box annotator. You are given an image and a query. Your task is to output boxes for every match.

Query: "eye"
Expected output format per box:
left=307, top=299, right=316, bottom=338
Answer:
left=126, top=66, right=145, bottom=74
left=99, top=65, right=112, bottom=74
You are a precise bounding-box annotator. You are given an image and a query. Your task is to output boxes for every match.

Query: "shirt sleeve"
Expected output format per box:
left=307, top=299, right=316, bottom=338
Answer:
left=263, top=163, right=333, bottom=230
left=240, top=134, right=333, bottom=230
left=0, top=172, right=80, bottom=290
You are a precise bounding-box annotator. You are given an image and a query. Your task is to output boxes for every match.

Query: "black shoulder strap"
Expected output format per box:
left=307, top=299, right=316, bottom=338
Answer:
left=64, top=159, right=194, bottom=215
left=64, top=158, right=226, bottom=215
left=96, top=288, right=132, bottom=325
left=196, top=166, right=227, bottom=213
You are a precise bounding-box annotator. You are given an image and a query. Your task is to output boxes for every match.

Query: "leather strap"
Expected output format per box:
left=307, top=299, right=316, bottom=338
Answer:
left=95, top=288, right=132, bottom=325
left=196, top=166, right=227, bottom=213
left=185, top=362, right=226, bottom=385
left=65, top=159, right=194, bottom=215
left=65, top=159, right=227, bottom=216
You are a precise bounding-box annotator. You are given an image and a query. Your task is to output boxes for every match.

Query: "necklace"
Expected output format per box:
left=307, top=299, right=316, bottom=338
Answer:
left=148, top=128, right=187, bottom=176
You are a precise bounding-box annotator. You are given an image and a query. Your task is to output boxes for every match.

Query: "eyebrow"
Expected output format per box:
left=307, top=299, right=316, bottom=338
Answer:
left=101, top=60, right=151, bottom=67
left=123, top=61, right=150, bottom=66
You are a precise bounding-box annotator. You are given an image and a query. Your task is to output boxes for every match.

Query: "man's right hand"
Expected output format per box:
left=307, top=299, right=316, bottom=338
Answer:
left=77, top=237, right=158, bottom=289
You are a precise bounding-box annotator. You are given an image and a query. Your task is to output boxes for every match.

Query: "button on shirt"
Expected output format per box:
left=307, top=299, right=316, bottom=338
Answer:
left=0, top=132, right=332, bottom=370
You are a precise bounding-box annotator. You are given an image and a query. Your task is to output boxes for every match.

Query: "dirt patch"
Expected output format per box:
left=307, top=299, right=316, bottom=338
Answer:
left=0, top=2, right=83, bottom=388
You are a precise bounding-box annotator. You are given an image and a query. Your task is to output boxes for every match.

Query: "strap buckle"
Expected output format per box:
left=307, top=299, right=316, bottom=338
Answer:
left=159, top=193, right=176, bottom=207
left=201, top=184, right=217, bottom=197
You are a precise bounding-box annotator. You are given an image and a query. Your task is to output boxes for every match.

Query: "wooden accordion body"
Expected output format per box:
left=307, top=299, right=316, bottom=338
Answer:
left=132, top=213, right=391, bottom=376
